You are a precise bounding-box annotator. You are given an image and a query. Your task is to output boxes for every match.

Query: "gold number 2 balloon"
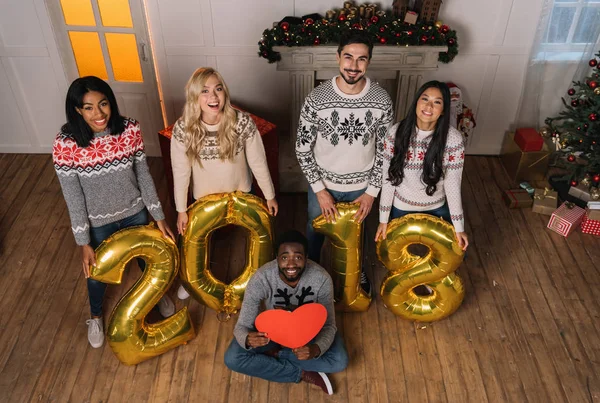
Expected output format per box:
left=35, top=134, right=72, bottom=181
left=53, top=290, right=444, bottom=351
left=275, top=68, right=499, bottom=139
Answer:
left=91, top=225, right=195, bottom=365
left=180, top=191, right=273, bottom=320
left=312, top=202, right=371, bottom=312
left=376, top=213, right=465, bottom=322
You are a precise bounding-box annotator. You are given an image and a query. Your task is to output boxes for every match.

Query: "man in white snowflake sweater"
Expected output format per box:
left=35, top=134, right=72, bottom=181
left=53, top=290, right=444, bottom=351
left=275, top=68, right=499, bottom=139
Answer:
left=295, top=31, right=394, bottom=296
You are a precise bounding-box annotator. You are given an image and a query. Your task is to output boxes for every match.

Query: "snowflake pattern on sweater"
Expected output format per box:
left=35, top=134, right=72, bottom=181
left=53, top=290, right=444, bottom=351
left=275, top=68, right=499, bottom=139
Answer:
left=296, top=77, right=394, bottom=196
left=53, top=118, right=165, bottom=245
left=379, top=123, right=466, bottom=232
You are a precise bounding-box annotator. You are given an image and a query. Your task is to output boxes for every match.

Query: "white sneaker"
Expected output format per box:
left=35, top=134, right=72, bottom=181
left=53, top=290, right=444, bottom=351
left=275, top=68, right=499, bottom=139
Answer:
left=177, top=285, right=190, bottom=300
left=158, top=294, right=175, bottom=317
left=86, top=318, right=104, bottom=348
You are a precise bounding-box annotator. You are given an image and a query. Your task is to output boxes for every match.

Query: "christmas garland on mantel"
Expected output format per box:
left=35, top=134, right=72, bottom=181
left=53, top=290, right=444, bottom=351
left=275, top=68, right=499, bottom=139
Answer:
left=258, top=12, right=458, bottom=64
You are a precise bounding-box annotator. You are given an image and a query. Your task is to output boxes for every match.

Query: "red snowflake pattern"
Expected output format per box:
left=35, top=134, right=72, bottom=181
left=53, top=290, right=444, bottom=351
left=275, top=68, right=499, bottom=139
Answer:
left=108, top=135, right=130, bottom=154
left=448, top=154, right=455, bottom=162
left=460, top=151, right=465, bottom=159
left=417, top=151, right=424, bottom=160
left=407, top=151, right=413, bottom=160
left=85, top=140, right=107, bottom=161
left=53, top=142, right=76, bottom=164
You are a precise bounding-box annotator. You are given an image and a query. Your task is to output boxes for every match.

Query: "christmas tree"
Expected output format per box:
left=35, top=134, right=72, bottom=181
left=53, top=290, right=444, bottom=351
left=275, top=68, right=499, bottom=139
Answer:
left=545, top=50, right=600, bottom=193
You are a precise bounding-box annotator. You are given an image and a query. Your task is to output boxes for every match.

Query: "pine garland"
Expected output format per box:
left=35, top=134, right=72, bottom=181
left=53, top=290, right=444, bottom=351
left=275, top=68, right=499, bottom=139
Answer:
left=258, top=14, right=458, bottom=64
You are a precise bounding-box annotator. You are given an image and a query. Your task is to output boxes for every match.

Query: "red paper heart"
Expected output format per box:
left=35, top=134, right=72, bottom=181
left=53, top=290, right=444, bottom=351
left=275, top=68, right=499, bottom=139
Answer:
left=255, top=303, right=327, bottom=349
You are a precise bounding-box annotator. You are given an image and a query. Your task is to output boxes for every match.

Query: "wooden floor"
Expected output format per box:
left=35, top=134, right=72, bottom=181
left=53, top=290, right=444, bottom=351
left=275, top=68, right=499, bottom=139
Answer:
left=0, top=153, right=599, bottom=403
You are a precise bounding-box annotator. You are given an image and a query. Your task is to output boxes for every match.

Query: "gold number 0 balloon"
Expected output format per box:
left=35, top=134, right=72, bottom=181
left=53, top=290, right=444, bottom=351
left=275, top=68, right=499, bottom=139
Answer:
left=91, top=225, right=195, bottom=365
left=313, top=202, right=371, bottom=312
left=376, top=213, right=465, bottom=322
left=180, top=191, right=273, bottom=320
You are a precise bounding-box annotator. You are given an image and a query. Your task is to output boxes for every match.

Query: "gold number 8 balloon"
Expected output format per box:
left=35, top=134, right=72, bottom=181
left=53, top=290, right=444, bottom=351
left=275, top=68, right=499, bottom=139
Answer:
left=91, top=225, right=195, bottom=365
left=179, top=191, right=273, bottom=320
left=376, top=213, right=465, bottom=322
left=312, top=202, right=372, bottom=312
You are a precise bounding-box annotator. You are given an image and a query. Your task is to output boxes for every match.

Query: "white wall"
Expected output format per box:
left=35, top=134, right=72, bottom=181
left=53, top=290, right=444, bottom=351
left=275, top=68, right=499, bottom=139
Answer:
left=0, top=0, right=546, bottom=155
left=0, top=0, right=68, bottom=153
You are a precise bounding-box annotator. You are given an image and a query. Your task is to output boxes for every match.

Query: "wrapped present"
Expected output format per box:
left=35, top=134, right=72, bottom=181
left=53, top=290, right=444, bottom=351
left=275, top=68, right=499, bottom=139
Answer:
left=514, top=128, right=544, bottom=152
left=586, top=207, right=600, bottom=221
left=547, top=202, right=585, bottom=237
left=501, top=132, right=550, bottom=182
left=503, top=189, right=533, bottom=209
left=568, top=183, right=593, bottom=202
left=532, top=187, right=558, bottom=215
left=581, top=213, right=600, bottom=236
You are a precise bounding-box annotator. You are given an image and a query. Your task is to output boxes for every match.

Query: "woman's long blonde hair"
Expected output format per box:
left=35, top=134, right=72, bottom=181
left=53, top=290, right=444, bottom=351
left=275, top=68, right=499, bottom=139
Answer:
left=181, top=67, right=238, bottom=165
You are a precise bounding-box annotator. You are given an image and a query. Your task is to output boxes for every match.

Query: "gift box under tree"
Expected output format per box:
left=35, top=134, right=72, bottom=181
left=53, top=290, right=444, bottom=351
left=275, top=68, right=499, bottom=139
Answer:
left=501, top=132, right=550, bottom=182
left=547, top=202, right=586, bottom=237
left=502, top=189, right=533, bottom=209
left=532, top=188, right=558, bottom=215
left=581, top=212, right=600, bottom=236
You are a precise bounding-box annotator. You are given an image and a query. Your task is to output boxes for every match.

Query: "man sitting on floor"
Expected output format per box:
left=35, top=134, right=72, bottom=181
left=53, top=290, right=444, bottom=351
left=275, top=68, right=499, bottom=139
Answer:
left=224, top=230, right=348, bottom=395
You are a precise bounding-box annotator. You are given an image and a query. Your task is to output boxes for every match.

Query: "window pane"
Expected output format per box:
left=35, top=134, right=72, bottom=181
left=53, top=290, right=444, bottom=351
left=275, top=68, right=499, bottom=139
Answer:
left=97, top=0, right=133, bottom=28
left=68, top=31, right=108, bottom=79
left=546, top=6, right=576, bottom=43
left=105, top=33, right=143, bottom=82
left=573, top=7, right=600, bottom=43
left=60, top=0, right=95, bottom=26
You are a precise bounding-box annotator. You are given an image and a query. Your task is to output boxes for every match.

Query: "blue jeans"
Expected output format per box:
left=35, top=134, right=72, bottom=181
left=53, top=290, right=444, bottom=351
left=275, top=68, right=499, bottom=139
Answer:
left=224, top=332, right=348, bottom=383
left=88, top=208, right=148, bottom=317
left=391, top=202, right=451, bottom=223
left=307, top=186, right=367, bottom=263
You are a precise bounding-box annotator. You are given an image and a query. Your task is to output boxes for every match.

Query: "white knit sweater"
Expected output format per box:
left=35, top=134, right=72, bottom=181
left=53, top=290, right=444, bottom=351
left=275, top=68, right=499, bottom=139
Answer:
left=379, top=123, right=466, bottom=232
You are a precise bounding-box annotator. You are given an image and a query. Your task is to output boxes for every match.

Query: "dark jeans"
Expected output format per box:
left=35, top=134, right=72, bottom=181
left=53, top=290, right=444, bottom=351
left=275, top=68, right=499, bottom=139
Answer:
left=224, top=332, right=348, bottom=383
left=391, top=202, right=451, bottom=223
left=88, top=208, right=148, bottom=317
left=306, top=186, right=367, bottom=263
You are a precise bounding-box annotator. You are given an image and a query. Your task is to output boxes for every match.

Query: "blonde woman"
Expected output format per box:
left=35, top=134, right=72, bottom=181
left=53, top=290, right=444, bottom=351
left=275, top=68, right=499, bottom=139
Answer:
left=171, top=67, right=278, bottom=299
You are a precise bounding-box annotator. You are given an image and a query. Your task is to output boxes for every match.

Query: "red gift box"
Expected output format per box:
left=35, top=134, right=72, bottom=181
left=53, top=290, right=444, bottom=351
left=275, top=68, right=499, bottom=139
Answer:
left=547, top=202, right=585, bottom=237
left=581, top=213, right=600, bottom=236
left=514, top=128, right=543, bottom=152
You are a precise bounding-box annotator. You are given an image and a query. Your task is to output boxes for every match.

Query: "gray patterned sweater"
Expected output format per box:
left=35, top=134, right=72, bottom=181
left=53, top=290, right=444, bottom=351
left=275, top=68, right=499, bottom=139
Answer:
left=52, top=118, right=165, bottom=246
left=295, top=77, right=394, bottom=196
left=233, top=259, right=337, bottom=354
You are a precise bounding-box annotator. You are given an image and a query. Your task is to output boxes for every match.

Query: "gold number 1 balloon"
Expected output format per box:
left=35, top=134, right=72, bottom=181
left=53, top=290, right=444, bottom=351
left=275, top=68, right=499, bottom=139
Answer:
left=180, top=191, right=273, bottom=320
left=91, top=225, right=195, bottom=365
left=312, top=202, right=371, bottom=312
left=376, top=214, right=465, bottom=322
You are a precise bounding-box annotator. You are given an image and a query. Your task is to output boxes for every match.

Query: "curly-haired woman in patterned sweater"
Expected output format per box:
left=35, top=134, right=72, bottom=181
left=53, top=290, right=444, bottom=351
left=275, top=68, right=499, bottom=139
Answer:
left=375, top=81, right=469, bottom=251
left=171, top=67, right=278, bottom=300
left=53, top=76, right=176, bottom=349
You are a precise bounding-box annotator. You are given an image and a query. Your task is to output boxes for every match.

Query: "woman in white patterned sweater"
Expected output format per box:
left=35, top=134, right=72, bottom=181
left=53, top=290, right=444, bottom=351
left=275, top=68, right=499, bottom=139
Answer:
left=171, top=67, right=278, bottom=299
left=375, top=81, right=469, bottom=251
left=53, top=76, right=176, bottom=349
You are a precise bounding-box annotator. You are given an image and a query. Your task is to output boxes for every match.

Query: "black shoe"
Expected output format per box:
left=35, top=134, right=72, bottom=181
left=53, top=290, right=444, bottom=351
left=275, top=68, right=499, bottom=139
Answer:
left=360, top=272, right=372, bottom=297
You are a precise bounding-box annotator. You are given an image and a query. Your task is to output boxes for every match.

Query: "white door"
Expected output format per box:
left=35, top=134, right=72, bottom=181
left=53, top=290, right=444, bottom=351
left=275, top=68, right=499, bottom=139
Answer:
left=46, top=0, right=164, bottom=156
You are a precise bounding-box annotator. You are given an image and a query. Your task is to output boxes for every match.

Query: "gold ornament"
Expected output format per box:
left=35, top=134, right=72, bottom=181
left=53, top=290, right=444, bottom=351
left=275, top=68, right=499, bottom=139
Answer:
left=312, top=203, right=371, bottom=312
left=435, top=20, right=443, bottom=29
left=180, top=192, right=273, bottom=320
left=91, top=225, right=195, bottom=365
left=539, top=126, right=550, bottom=138
left=376, top=214, right=465, bottom=322
left=581, top=176, right=591, bottom=187
left=591, top=187, right=600, bottom=200
left=595, top=87, right=600, bottom=96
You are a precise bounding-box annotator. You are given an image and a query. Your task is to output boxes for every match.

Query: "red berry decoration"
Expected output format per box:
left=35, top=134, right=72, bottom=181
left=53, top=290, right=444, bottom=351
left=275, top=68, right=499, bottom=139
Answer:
left=379, top=37, right=387, bottom=44
left=589, top=113, right=598, bottom=121
left=584, top=123, right=589, bottom=129
left=430, top=35, right=435, bottom=40
left=371, top=16, right=379, bottom=23
left=407, top=30, right=413, bottom=36
left=577, top=126, right=582, bottom=131
left=280, top=22, right=289, bottom=31
left=570, top=180, right=578, bottom=187
left=395, top=32, right=401, bottom=37
left=590, top=59, right=598, bottom=67
left=571, top=99, right=579, bottom=107
left=313, top=37, right=320, bottom=45
left=441, top=25, right=450, bottom=33
left=448, top=38, right=455, bottom=46
left=568, top=88, right=575, bottom=96
left=593, top=174, right=600, bottom=182
left=589, top=81, right=598, bottom=89
left=568, top=155, right=576, bottom=162
left=352, top=23, right=361, bottom=29
left=421, top=35, right=428, bottom=43
left=338, top=14, right=346, bottom=22
left=262, top=51, right=268, bottom=58
left=380, top=27, right=386, bottom=33
left=305, top=18, right=314, bottom=25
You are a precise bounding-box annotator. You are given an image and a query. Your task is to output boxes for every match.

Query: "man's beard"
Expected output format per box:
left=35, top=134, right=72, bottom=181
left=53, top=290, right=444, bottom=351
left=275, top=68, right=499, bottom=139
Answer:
left=278, top=265, right=305, bottom=282
left=341, top=69, right=364, bottom=85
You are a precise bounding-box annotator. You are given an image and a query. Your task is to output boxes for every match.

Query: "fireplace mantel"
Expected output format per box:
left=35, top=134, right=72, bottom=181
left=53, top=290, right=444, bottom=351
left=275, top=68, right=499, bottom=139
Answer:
left=272, top=44, right=448, bottom=191
left=273, top=45, right=448, bottom=140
